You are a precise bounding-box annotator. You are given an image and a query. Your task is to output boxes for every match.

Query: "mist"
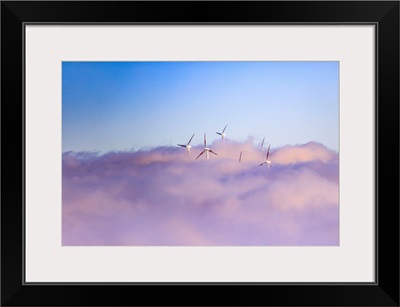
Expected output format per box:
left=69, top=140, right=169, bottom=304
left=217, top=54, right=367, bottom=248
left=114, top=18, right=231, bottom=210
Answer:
left=62, top=140, right=339, bottom=246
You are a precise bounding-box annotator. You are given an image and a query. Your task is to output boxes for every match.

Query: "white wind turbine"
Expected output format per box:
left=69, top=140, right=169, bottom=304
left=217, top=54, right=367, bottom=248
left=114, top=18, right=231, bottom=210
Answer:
left=196, top=133, right=218, bottom=160
left=216, top=124, right=228, bottom=140
left=258, top=144, right=272, bottom=168
left=177, top=134, right=195, bottom=155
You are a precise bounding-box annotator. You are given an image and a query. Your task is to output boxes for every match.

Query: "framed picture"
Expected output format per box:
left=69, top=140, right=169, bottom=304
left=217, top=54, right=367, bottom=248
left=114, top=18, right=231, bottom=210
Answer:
left=2, top=1, right=399, bottom=306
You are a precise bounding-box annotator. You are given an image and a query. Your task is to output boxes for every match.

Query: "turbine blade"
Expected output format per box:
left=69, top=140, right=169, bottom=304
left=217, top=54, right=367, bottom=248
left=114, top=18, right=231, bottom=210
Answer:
left=178, top=144, right=187, bottom=147
left=258, top=162, right=266, bottom=167
left=216, top=132, right=222, bottom=135
left=261, top=137, right=265, bottom=149
left=266, top=144, right=271, bottom=159
left=196, top=150, right=205, bottom=160
left=209, top=150, right=218, bottom=156
left=187, top=134, right=195, bottom=145
left=222, top=124, right=227, bottom=133
left=204, top=133, right=207, bottom=147
left=239, top=151, right=242, bottom=162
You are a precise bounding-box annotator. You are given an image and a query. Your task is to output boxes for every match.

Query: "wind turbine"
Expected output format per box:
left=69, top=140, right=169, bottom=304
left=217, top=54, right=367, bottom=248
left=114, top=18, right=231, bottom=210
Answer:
left=216, top=124, right=228, bottom=140
left=258, top=144, right=272, bottom=167
left=177, top=134, right=195, bottom=155
left=196, top=133, right=218, bottom=160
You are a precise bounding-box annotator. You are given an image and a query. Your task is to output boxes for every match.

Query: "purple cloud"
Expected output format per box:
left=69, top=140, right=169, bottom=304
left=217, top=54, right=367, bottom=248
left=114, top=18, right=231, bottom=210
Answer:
left=62, top=141, right=339, bottom=246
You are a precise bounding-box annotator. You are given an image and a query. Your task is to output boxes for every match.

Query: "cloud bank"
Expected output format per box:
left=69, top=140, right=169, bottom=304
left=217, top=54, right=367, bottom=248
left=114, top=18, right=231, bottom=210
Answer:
left=62, top=140, right=339, bottom=246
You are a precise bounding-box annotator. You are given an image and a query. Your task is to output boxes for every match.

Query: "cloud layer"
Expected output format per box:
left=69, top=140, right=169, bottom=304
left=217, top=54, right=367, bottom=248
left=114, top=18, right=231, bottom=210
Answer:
left=62, top=140, right=339, bottom=246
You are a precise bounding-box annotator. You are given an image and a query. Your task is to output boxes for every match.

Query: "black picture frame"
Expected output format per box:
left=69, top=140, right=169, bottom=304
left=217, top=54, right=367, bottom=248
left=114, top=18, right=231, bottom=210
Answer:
left=1, top=1, right=399, bottom=306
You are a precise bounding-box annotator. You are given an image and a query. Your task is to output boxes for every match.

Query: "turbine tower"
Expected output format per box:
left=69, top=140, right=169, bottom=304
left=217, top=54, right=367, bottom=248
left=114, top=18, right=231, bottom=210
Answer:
left=216, top=124, right=228, bottom=140
left=177, top=134, right=195, bottom=155
left=196, top=133, right=218, bottom=160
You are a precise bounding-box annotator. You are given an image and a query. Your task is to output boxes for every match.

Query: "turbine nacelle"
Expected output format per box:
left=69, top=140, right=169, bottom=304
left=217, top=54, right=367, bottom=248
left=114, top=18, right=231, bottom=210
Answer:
left=196, top=133, right=218, bottom=160
left=216, top=124, right=228, bottom=140
left=258, top=144, right=272, bottom=168
left=177, top=134, right=195, bottom=155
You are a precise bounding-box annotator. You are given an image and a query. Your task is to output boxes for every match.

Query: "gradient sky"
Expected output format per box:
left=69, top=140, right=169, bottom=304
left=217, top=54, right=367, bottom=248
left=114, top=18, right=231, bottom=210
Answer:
left=62, top=61, right=339, bottom=153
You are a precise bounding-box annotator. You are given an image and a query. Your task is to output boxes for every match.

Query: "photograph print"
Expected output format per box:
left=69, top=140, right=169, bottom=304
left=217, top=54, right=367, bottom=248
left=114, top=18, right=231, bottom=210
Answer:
left=62, top=61, right=339, bottom=246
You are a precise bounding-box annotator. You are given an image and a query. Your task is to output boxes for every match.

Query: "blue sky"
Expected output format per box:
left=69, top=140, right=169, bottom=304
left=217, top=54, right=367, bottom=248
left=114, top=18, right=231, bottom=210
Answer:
left=62, top=61, right=339, bottom=153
